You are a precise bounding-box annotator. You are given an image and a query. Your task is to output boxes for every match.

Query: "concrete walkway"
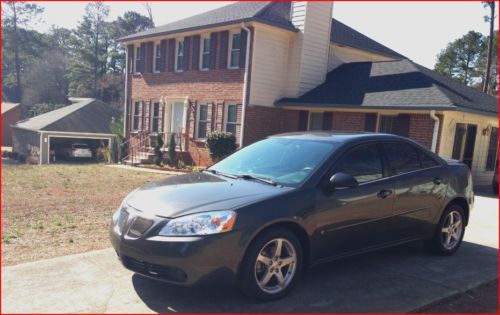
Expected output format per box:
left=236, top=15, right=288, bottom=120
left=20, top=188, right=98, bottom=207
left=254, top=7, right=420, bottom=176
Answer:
left=106, top=164, right=184, bottom=175
left=2, top=194, right=498, bottom=313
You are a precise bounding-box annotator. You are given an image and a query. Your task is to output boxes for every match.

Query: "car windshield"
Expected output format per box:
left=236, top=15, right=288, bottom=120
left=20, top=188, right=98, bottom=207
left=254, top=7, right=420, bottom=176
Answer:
left=209, top=138, right=337, bottom=187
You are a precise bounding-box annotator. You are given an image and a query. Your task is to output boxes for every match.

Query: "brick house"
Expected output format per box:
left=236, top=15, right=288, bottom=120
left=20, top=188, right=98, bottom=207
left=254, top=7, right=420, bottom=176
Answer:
left=120, top=1, right=498, bottom=186
left=2, top=102, right=22, bottom=146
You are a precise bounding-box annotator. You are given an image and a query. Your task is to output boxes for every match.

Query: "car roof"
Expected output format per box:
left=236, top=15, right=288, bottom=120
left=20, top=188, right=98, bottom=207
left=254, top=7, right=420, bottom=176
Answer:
left=270, top=132, right=408, bottom=143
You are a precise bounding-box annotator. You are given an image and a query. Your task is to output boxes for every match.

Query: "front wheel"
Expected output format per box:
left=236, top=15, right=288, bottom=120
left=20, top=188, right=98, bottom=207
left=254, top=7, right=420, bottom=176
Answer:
left=238, top=228, right=303, bottom=301
left=425, top=204, right=465, bottom=255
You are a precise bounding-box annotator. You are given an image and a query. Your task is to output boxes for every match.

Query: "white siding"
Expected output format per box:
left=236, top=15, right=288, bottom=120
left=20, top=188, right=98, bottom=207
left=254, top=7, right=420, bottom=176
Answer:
left=439, top=111, right=498, bottom=186
left=328, top=43, right=395, bottom=71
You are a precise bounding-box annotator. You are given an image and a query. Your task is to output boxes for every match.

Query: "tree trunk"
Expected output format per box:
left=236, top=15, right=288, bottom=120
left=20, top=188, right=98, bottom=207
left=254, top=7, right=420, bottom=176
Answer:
left=483, top=2, right=495, bottom=93
left=12, top=4, right=21, bottom=101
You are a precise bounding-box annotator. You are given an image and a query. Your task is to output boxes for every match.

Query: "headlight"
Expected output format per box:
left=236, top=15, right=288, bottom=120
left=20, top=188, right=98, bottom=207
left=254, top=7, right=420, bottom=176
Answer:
left=158, top=210, right=237, bottom=236
left=112, top=207, right=121, bottom=225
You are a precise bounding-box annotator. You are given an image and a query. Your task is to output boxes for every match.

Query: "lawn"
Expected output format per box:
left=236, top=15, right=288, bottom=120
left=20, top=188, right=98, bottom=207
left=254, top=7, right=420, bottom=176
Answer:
left=1, top=163, right=169, bottom=266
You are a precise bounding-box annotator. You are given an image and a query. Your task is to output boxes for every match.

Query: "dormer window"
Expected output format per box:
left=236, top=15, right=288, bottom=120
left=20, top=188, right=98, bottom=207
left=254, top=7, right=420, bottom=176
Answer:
left=200, top=36, right=211, bottom=71
left=176, top=40, right=184, bottom=72
left=135, top=46, right=143, bottom=73
left=229, top=32, right=241, bottom=69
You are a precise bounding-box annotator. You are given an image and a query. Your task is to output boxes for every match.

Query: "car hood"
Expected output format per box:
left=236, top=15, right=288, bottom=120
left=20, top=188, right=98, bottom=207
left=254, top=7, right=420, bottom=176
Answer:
left=126, top=172, right=292, bottom=218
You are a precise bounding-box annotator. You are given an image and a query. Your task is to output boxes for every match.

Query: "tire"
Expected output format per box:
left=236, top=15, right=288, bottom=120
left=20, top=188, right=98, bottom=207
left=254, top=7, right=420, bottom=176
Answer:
left=425, top=204, right=466, bottom=255
left=238, top=228, right=303, bottom=301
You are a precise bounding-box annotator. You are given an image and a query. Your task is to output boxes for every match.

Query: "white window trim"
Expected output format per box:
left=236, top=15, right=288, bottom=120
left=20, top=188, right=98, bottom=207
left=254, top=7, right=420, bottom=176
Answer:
left=153, top=41, right=161, bottom=73
left=200, top=34, right=211, bottom=71
left=224, top=103, right=238, bottom=133
left=307, top=111, right=324, bottom=131
left=196, top=103, right=208, bottom=140
left=134, top=45, right=142, bottom=74
left=175, top=39, right=184, bottom=73
left=228, top=30, right=241, bottom=69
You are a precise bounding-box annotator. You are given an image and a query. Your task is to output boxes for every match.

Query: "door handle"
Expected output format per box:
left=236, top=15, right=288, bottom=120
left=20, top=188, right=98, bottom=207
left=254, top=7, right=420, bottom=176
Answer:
left=377, top=189, right=392, bottom=199
left=433, top=177, right=442, bottom=185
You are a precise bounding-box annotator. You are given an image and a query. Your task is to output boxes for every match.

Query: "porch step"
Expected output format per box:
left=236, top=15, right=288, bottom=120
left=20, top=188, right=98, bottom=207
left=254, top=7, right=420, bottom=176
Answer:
left=124, top=152, right=155, bottom=165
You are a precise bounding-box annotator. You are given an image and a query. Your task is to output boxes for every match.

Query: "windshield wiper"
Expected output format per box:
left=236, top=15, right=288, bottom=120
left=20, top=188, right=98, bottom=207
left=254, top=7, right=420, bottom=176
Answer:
left=202, top=169, right=238, bottom=179
left=238, top=174, right=277, bottom=186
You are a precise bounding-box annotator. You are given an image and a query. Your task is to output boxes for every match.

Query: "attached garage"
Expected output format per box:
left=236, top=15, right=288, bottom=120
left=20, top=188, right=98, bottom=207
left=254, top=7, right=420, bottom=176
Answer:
left=12, top=98, right=117, bottom=164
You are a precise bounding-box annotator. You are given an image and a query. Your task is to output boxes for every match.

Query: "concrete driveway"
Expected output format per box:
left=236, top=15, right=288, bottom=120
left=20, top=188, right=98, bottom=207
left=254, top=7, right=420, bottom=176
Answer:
left=2, top=193, right=498, bottom=313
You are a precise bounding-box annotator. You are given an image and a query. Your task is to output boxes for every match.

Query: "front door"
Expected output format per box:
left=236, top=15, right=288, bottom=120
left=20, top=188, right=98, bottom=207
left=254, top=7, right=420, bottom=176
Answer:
left=452, top=123, right=477, bottom=169
left=313, top=143, right=395, bottom=260
left=171, top=102, right=185, bottom=134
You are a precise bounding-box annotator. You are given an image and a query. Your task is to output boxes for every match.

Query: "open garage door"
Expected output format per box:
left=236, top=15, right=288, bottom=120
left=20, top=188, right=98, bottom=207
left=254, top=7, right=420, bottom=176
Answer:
left=49, top=137, right=110, bottom=164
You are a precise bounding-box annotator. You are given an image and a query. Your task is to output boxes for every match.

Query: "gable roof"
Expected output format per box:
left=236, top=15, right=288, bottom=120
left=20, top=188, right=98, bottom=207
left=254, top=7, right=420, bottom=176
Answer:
left=2, top=102, right=21, bottom=114
left=119, top=2, right=296, bottom=41
left=275, top=59, right=498, bottom=116
left=330, top=19, right=405, bottom=59
left=118, top=1, right=404, bottom=59
left=13, top=98, right=118, bottom=133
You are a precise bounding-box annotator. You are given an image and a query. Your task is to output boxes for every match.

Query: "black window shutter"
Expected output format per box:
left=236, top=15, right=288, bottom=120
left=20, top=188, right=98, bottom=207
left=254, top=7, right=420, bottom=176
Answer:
left=160, top=40, right=167, bottom=72
left=127, top=44, right=134, bottom=73
left=322, top=112, right=332, bottom=130
left=191, top=35, right=200, bottom=71
left=210, top=33, right=218, bottom=70
left=183, top=37, right=191, bottom=71
left=239, top=29, right=248, bottom=69
left=298, top=111, right=309, bottom=131
left=396, top=114, right=411, bottom=137
left=219, top=31, right=229, bottom=70
left=167, top=39, right=176, bottom=72
left=140, top=43, right=147, bottom=73
left=146, top=41, right=154, bottom=73
left=364, top=113, right=377, bottom=132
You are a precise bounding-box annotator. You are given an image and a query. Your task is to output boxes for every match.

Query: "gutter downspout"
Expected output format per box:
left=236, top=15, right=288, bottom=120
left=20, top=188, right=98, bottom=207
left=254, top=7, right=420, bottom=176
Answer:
left=123, top=45, right=129, bottom=138
left=239, top=22, right=251, bottom=148
left=430, top=110, right=440, bottom=153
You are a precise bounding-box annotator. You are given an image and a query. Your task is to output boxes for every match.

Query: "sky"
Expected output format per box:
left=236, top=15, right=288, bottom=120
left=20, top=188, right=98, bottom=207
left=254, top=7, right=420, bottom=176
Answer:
left=26, top=1, right=499, bottom=69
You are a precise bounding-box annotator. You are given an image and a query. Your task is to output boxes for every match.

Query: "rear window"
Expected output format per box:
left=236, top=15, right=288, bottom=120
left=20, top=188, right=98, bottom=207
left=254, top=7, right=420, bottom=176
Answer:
left=384, top=142, right=421, bottom=175
left=417, top=149, right=439, bottom=168
left=72, top=144, right=89, bottom=149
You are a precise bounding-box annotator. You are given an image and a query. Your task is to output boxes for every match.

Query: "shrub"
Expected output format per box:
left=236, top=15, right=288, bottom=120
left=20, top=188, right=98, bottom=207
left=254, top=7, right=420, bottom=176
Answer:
left=153, top=134, right=164, bottom=166
left=206, top=131, right=237, bottom=162
left=168, top=133, right=177, bottom=166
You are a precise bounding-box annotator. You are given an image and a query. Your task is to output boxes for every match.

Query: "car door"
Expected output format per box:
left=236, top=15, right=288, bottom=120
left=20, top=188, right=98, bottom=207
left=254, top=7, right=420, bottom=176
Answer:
left=312, top=142, right=396, bottom=260
left=382, top=142, right=447, bottom=240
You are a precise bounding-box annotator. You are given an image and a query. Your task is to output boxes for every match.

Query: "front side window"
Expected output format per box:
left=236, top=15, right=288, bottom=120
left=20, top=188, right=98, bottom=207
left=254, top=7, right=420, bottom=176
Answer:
left=225, top=104, right=237, bottom=134
left=201, top=37, right=210, bottom=70
left=379, top=115, right=397, bottom=134
left=133, top=102, right=141, bottom=130
left=135, top=46, right=143, bottom=73
left=334, top=144, right=383, bottom=184
left=210, top=138, right=337, bottom=186
left=151, top=102, right=160, bottom=133
left=154, top=43, right=161, bottom=72
left=176, top=40, right=184, bottom=72
left=197, top=104, right=208, bottom=139
left=309, top=112, right=324, bottom=131
left=384, top=142, right=421, bottom=175
left=229, top=33, right=241, bottom=68
left=486, top=127, right=498, bottom=171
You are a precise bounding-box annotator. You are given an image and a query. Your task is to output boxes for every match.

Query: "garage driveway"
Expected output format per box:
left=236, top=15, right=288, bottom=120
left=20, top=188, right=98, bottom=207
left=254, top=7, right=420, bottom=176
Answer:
left=2, top=194, right=498, bottom=313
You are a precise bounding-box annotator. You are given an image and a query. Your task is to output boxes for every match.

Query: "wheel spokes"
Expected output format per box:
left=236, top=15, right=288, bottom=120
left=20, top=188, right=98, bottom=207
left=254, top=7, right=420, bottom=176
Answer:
left=275, top=271, right=285, bottom=287
left=257, top=254, right=272, bottom=266
left=259, top=271, right=273, bottom=287
left=274, top=239, right=283, bottom=257
left=280, top=256, right=295, bottom=267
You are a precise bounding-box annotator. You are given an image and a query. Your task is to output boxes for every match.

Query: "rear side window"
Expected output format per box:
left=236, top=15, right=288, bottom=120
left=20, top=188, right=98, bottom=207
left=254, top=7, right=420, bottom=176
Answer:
left=384, top=142, right=421, bottom=175
left=417, top=149, right=439, bottom=168
left=334, top=144, right=383, bottom=184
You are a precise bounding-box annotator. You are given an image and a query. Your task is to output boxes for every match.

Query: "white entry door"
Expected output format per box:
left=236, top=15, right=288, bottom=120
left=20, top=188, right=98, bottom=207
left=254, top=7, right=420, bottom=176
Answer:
left=171, top=102, right=185, bottom=134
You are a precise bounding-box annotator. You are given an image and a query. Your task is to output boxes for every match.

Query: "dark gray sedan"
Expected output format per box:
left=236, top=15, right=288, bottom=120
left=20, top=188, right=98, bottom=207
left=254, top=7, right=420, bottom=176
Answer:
left=110, top=132, right=474, bottom=301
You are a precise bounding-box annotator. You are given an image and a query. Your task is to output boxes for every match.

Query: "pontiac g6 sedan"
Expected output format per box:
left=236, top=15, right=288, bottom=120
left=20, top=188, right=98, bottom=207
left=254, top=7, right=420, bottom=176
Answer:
left=110, top=133, right=474, bottom=301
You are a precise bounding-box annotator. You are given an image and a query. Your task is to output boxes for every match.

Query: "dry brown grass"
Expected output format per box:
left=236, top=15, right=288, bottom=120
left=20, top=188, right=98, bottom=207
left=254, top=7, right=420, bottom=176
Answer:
left=1, top=164, right=168, bottom=266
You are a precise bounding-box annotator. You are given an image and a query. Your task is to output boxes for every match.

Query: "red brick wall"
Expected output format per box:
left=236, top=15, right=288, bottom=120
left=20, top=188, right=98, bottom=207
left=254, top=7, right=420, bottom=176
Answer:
left=331, top=112, right=366, bottom=131
left=408, top=113, right=443, bottom=153
left=2, top=106, right=22, bottom=146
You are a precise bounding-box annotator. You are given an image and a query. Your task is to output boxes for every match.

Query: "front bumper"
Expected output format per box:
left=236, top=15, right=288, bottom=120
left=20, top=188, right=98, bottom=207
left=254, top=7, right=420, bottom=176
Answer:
left=110, top=210, right=246, bottom=286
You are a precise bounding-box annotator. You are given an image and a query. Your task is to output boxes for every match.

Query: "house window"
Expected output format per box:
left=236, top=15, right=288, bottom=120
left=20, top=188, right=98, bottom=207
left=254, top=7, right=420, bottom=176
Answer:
left=308, top=112, right=323, bottom=131
left=197, top=104, right=208, bottom=139
left=378, top=115, right=398, bottom=134
left=486, top=127, right=498, bottom=171
left=135, top=46, right=143, bottom=73
left=225, top=104, right=237, bottom=134
left=229, top=32, right=241, bottom=69
left=154, top=43, right=161, bottom=73
left=200, top=36, right=211, bottom=70
left=151, top=102, right=160, bottom=133
left=176, top=40, right=184, bottom=72
left=133, top=101, right=141, bottom=131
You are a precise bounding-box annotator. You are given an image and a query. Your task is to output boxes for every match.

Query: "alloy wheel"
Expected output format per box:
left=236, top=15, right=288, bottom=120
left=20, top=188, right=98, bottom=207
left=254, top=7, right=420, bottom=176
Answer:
left=441, top=210, right=463, bottom=250
left=254, top=238, right=297, bottom=294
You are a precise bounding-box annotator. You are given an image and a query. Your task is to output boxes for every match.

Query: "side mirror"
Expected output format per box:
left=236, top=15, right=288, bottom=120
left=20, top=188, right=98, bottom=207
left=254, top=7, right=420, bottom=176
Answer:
left=329, top=172, right=359, bottom=189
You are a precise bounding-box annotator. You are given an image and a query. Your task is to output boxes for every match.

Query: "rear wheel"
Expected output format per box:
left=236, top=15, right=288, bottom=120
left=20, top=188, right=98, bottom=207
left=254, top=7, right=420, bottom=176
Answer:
left=425, top=204, right=465, bottom=255
left=238, top=228, right=303, bottom=301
